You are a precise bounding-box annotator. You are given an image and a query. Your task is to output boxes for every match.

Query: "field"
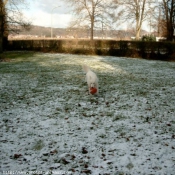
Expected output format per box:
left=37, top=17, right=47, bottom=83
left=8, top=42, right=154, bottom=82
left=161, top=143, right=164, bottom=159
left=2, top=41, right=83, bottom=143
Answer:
left=0, top=52, right=175, bottom=174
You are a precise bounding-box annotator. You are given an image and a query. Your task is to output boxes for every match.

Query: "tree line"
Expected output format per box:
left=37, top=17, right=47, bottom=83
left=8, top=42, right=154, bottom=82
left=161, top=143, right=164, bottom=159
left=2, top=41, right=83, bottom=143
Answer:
left=64, top=0, right=174, bottom=41
left=0, top=0, right=175, bottom=55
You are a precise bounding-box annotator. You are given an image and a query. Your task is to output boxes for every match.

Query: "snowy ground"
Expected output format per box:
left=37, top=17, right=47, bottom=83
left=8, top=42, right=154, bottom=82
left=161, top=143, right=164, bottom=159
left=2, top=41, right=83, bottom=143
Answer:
left=0, top=52, right=175, bottom=175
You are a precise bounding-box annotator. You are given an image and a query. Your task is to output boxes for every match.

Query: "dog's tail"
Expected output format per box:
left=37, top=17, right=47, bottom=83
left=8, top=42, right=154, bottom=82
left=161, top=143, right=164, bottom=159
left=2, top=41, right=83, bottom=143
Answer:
left=82, top=64, right=90, bottom=73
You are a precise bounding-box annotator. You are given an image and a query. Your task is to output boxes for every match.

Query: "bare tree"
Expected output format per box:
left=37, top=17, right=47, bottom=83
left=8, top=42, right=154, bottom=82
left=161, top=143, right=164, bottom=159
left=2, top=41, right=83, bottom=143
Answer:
left=113, top=0, right=156, bottom=40
left=161, top=0, right=175, bottom=41
left=5, top=0, right=31, bottom=33
left=148, top=3, right=167, bottom=37
left=0, top=0, right=6, bottom=53
left=63, top=0, right=112, bottom=41
left=0, top=0, right=31, bottom=53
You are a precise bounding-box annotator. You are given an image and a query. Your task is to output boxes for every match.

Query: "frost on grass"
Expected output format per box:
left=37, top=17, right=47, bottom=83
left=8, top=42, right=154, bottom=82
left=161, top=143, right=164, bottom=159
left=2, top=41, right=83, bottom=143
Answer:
left=0, top=52, right=175, bottom=174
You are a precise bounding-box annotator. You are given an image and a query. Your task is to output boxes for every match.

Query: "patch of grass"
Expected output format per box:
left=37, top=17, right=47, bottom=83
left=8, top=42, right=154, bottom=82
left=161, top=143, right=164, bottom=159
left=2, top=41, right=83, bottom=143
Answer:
left=0, top=52, right=175, bottom=174
left=32, top=140, right=45, bottom=151
left=112, top=114, right=127, bottom=121
left=4, top=51, right=35, bottom=60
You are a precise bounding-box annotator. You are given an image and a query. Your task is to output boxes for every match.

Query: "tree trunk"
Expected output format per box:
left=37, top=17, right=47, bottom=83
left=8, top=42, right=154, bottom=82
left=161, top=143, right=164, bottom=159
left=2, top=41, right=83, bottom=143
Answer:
left=136, top=28, right=141, bottom=40
left=0, top=13, right=3, bottom=54
left=90, top=1, right=94, bottom=41
left=163, top=0, right=174, bottom=41
left=135, top=0, right=146, bottom=40
left=0, top=0, right=3, bottom=54
left=90, top=20, right=94, bottom=41
left=167, top=0, right=174, bottom=41
left=135, top=17, right=142, bottom=40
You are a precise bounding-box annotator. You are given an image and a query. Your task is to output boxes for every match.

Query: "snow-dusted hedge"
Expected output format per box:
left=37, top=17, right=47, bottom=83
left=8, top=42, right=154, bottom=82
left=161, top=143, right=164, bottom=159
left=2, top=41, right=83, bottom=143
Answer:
left=7, top=39, right=175, bottom=61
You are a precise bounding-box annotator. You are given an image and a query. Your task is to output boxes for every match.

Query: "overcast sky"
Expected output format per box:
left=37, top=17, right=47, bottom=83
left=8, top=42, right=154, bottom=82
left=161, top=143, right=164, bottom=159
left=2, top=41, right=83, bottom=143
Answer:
left=22, top=0, right=72, bottom=28
left=22, top=0, right=129, bottom=30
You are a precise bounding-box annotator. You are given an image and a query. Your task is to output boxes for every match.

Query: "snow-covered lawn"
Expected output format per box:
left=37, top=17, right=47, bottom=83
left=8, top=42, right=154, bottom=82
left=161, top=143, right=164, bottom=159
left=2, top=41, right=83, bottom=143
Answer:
left=0, top=52, right=175, bottom=175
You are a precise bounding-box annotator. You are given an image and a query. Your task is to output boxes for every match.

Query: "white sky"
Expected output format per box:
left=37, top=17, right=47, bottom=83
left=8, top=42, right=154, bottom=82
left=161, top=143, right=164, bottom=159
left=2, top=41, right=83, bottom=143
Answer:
left=22, top=0, right=73, bottom=28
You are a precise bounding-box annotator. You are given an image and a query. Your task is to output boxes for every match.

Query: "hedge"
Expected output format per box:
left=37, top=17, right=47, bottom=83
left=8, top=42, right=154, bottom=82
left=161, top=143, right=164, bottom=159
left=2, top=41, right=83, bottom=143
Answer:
left=7, top=39, right=175, bottom=61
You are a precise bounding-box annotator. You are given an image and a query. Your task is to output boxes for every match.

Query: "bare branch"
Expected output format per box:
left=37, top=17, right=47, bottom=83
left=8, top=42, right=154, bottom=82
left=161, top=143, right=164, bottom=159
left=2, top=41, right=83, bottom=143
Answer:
left=112, top=0, right=157, bottom=39
left=63, top=0, right=113, bottom=40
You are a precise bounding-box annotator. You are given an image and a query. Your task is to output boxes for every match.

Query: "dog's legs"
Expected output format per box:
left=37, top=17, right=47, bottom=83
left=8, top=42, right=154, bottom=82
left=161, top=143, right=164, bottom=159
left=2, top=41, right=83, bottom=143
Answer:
left=88, top=85, right=91, bottom=94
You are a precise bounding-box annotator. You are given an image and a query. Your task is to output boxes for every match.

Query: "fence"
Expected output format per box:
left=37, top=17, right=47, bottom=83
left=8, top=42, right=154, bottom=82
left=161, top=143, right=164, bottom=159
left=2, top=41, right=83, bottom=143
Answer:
left=7, top=39, right=175, bottom=60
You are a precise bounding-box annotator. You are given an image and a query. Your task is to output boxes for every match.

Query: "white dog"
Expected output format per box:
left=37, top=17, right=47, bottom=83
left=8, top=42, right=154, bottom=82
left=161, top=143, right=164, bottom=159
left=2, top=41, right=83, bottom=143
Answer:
left=82, top=65, right=99, bottom=95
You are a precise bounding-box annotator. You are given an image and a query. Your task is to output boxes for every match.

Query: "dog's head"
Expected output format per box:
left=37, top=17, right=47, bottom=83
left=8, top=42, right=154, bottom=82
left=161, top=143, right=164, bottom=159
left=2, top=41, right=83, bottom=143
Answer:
left=90, top=83, right=95, bottom=88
